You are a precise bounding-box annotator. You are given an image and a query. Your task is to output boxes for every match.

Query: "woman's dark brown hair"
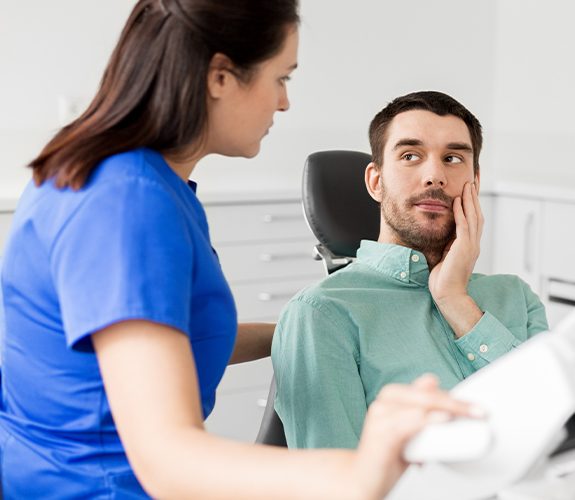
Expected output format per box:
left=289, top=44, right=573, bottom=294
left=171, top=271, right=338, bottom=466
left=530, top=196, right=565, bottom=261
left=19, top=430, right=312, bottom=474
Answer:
left=30, top=0, right=300, bottom=189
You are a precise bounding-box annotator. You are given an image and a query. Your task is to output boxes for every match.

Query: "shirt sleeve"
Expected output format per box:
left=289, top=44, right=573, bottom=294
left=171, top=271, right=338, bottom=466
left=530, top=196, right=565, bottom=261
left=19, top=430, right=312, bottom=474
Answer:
left=271, top=297, right=367, bottom=449
left=454, top=278, right=549, bottom=370
left=50, top=177, right=195, bottom=350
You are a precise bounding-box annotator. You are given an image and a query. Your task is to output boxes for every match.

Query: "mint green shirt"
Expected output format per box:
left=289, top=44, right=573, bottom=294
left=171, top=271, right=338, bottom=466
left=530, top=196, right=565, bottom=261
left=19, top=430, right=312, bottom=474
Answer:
left=271, top=241, right=548, bottom=449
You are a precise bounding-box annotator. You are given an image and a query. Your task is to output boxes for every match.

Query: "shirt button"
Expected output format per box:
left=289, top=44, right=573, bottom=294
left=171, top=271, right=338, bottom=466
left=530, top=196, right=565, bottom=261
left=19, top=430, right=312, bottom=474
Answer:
left=411, top=254, right=420, bottom=263
left=467, top=353, right=476, bottom=361
left=479, top=344, right=489, bottom=353
left=399, top=271, right=407, bottom=279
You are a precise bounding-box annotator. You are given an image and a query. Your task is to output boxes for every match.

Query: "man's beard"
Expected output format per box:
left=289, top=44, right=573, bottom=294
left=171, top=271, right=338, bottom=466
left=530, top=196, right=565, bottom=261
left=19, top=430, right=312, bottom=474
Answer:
left=381, top=184, right=456, bottom=255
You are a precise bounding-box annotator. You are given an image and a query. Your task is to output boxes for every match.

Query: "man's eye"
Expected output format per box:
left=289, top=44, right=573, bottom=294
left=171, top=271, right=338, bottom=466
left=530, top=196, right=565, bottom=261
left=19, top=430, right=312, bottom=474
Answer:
left=445, top=155, right=463, bottom=164
left=402, top=153, right=420, bottom=161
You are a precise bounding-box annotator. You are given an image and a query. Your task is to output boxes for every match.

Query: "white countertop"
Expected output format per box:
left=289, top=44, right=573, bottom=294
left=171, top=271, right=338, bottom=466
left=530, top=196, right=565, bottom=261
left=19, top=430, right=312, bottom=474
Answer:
left=1, top=182, right=575, bottom=212
left=197, top=189, right=300, bottom=205
left=0, top=197, right=19, bottom=212
left=0, top=187, right=301, bottom=212
left=489, top=181, right=575, bottom=203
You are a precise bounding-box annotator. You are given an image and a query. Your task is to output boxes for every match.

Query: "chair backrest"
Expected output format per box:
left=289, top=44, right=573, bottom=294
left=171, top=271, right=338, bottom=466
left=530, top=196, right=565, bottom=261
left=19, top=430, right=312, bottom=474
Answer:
left=254, top=376, right=286, bottom=446
left=255, top=150, right=381, bottom=446
left=302, top=150, right=380, bottom=272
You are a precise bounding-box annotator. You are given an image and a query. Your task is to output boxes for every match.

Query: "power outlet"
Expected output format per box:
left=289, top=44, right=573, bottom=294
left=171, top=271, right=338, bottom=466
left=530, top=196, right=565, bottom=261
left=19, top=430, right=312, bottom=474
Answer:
left=57, top=95, right=88, bottom=127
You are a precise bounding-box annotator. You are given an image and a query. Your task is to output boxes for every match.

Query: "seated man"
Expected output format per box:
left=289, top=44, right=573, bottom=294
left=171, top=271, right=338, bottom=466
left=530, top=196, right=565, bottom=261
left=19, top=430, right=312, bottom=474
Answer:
left=271, top=91, right=548, bottom=449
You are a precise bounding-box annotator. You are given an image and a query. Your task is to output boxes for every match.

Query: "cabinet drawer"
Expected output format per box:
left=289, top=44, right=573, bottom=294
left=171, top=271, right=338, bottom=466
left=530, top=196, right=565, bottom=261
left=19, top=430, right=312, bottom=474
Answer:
left=205, top=385, right=270, bottom=442
left=206, top=202, right=310, bottom=244
left=0, top=212, right=13, bottom=256
left=217, top=240, right=323, bottom=283
left=542, top=201, right=575, bottom=281
left=217, top=357, right=273, bottom=394
left=232, top=276, right=320, bottom=321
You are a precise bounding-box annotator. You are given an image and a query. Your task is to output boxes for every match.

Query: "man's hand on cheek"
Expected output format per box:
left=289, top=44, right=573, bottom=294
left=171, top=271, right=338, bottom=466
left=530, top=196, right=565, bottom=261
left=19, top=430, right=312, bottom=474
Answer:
left=428, top=182, right=484, bottom=338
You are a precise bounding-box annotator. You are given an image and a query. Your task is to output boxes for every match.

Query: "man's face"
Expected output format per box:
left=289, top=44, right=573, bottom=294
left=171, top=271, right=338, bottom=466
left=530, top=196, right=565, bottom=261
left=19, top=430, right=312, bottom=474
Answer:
left=374, top=109, right=477, bottom=253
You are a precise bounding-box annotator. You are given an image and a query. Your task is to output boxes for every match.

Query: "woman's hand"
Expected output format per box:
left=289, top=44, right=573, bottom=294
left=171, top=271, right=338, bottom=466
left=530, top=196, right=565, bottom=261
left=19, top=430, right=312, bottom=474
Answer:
left=351, top=374, right=480, bottom=499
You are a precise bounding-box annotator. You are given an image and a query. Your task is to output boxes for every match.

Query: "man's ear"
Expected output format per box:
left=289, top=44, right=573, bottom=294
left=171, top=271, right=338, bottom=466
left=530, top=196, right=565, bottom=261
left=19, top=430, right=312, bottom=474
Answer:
left=206, top=53, right=237, bottom=99
left=365, top=162, right=383, bottom=202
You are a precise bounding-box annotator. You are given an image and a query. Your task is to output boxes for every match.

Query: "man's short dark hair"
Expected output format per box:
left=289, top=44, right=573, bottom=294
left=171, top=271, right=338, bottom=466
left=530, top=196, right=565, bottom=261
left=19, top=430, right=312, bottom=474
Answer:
left=368, top=91, right=482, bottom=175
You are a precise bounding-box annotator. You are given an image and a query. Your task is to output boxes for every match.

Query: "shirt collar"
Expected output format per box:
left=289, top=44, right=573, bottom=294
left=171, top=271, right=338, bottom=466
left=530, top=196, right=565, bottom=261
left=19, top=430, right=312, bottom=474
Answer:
left=356, top=240, right=430, bottom=286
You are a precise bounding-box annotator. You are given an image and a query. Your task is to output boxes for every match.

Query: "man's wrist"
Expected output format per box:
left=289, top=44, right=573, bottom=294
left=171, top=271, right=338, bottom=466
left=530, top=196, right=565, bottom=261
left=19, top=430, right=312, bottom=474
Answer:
left=434, top=294, right=483, bottom=338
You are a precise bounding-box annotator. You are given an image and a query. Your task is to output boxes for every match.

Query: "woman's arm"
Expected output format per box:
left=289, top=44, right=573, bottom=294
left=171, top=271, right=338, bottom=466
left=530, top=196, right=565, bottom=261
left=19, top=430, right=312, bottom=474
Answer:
left=228, top=322, right=275, bottom=364
left=93, top=320, right=475, bottom=500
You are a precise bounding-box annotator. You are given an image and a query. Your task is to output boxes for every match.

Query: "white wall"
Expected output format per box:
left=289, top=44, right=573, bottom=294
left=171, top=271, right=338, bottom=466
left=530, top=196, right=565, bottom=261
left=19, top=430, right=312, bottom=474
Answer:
left=491, top=0, right=575, bottom=185
left=0, top=1, right=134, bottom=196
left=195, top=0, right=498, bottom=193
left=1, top=1, right=573, bottom=198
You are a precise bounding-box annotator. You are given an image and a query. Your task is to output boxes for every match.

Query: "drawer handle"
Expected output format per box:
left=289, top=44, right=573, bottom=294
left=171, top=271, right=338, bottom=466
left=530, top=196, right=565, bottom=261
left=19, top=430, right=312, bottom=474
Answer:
left=524, top=212, right=535, bottom=274
left=262, top=214, right=302, bottom=223
left=258, top=292, right=273, bottom=302
left=257, top=291, right=298, bottom=302
left=259, top=253, right=312, bottom=262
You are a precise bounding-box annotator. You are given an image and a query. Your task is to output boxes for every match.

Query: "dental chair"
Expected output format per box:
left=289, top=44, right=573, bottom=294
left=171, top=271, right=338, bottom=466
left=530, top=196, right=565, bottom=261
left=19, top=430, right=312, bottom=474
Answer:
left=255, top=150, right=378, bottom=446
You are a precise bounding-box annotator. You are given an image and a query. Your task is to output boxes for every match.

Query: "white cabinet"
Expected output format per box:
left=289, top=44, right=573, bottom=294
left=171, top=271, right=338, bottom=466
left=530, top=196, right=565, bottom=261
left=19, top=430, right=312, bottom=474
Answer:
left=541, top=201, right=575, bottom=282
left=475, top=193, right=494, bottom=275
left=492, top=196, right=543, bottom=294
left=491, top=192, right=575, bottom=329
left=203, top=197, right=324, bottom=441
left=540, top=201, right=575, bottom=328
left=0, top=212, right=13, bottom=257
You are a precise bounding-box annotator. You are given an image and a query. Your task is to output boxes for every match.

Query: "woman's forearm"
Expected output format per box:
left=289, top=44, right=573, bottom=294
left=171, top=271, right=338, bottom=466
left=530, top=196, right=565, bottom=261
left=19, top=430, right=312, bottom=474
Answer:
left=140, top=428, right=368, bottom=500
left=95, top=321, right=477, bottom=500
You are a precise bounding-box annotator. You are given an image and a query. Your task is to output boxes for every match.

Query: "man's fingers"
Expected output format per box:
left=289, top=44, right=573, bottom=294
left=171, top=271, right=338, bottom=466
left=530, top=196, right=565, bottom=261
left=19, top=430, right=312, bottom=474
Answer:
left=452, top=197, right=467, bottom=240
left=462, top=182, right=478, bottom=238
left=471, top=183, right=484, bottom=241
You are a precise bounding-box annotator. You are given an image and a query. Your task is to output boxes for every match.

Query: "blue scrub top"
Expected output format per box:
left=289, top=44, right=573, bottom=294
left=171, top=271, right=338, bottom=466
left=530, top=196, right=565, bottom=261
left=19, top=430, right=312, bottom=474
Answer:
left=0, top=148, right=237, bottom=498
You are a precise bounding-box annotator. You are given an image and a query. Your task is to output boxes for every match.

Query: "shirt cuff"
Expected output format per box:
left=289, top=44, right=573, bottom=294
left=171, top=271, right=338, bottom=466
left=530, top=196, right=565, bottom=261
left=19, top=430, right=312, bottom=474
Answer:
left=454, top=311, right=521, bottom=369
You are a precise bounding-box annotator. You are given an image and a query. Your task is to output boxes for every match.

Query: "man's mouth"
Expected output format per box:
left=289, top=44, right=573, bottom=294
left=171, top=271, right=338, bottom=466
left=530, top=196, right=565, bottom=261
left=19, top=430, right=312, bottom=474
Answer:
left=414, top=199, right=450, bottom=212
left=409, top=189, right=453, bottom=214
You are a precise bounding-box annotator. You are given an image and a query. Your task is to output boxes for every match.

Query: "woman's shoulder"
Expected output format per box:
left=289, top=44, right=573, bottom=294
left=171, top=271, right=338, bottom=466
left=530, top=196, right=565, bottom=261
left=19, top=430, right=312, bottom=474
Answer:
left=90, top=148, right=166, bottom=187
left=17, top=148, right=195, bottom=244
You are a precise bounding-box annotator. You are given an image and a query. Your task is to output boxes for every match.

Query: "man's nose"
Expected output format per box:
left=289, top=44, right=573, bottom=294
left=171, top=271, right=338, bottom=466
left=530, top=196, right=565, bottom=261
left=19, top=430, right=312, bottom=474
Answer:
left=422, top=158, right=447, bottom=188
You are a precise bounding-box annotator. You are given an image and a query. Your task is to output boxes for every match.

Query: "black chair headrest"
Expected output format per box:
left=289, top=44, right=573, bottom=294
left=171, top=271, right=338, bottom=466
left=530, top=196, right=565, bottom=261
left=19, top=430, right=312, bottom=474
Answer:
left=302, top=150, right=380, bottom=258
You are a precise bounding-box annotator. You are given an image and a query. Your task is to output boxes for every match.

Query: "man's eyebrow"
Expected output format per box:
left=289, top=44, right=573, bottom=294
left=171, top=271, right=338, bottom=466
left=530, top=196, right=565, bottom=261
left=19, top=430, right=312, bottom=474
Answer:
left=392, top=138, right=423, bottom=150
left=392, top=139, right=473, bottom=153
left=446, top=142, right=473, bottom=153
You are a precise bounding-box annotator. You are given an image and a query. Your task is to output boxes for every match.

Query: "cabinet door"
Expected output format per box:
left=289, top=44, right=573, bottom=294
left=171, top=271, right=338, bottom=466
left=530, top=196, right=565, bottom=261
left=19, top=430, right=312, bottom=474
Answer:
left=475, top=193, right=494, bottom=274
left=217, top=240, right=323, bottom=284
left=206, top=202, right=310, bottom=244
left=205, top=386, right=270, bottom=442
left=541, top=201, right=575, bottom=282
left=492, top=196, right=542, bottom=293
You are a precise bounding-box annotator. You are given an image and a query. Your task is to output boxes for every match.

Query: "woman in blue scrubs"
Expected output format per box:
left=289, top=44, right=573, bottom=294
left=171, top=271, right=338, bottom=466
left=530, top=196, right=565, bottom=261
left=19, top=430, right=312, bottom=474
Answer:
left=0, top=1, right=474, bottom=498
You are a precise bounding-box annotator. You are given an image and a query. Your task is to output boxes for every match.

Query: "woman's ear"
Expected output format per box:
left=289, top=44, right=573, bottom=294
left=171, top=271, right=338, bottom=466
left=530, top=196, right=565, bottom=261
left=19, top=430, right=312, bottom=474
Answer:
left=365, top=162, right=383, bottom=202
left=206, top=53, right=236, bottom=99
